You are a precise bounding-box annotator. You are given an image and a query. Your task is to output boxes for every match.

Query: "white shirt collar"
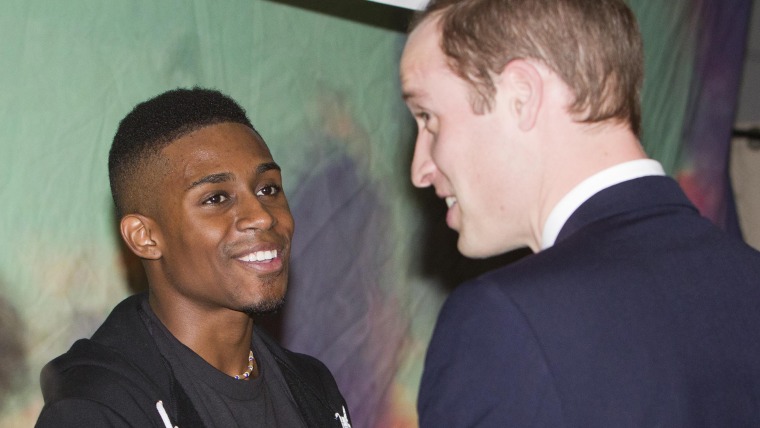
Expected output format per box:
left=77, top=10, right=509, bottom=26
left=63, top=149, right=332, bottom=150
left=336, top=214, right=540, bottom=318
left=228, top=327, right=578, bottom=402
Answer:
left=540, top=159, right=666, bottom=250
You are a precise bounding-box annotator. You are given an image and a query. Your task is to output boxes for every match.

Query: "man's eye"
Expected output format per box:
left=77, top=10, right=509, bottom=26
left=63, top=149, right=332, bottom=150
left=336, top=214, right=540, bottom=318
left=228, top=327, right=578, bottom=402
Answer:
left=203, top=194, right=228, bottom=205
left=256, top=184, right=281, bottom=197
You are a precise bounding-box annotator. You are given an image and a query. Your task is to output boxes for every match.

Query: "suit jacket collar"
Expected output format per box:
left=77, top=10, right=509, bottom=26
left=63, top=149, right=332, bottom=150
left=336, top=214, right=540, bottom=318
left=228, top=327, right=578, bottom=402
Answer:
left=555, top=175, right=697, bottom=245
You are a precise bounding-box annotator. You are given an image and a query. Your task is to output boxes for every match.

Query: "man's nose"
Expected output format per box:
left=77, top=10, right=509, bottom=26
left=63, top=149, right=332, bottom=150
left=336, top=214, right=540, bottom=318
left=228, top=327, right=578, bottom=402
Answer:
left=236, top=193, right=275, bottom=231
left=411, top=136, right=436, bottom=188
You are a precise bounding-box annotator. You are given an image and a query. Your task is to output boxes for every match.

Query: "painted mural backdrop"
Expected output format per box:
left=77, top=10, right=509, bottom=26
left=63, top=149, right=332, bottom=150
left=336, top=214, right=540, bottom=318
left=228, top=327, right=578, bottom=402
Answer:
left=0, top=1, right=749, bottom=426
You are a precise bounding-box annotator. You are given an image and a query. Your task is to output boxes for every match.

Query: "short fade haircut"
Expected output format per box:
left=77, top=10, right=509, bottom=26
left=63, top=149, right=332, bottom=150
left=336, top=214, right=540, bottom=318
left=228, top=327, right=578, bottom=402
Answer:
left=108, top=88, right=256, bottom=216
left=411, top=0, right=644, bottom=136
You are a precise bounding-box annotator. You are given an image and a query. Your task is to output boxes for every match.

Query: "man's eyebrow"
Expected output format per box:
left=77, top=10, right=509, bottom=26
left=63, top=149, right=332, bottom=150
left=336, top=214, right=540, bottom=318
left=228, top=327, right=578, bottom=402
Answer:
left=256, top=162, right=281, bottom=174
left=186, top=163, right=280, bottom=191
left=187, top=172, right=234, bottom=191
left=402, top=88, right=426, bottom=106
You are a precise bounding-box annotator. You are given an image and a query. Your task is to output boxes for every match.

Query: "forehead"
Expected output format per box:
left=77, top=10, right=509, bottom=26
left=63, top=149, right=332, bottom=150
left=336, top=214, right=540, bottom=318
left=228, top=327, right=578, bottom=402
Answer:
left=402, top=17, right=441, bottom=60
left=401, top=17, right=458, bottom=103
left=160, top=122, right=273, bottom=181
left=400, top=18, right=448, bottom=87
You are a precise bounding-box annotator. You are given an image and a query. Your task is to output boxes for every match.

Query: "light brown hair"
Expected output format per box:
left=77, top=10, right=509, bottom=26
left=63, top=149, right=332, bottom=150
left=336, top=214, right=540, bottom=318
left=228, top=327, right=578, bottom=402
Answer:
left=411, top=0, right=644, bottom=136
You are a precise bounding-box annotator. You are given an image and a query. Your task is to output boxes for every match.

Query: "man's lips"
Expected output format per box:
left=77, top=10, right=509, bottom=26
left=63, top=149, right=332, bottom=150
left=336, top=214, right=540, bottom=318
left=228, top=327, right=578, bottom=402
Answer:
left=443, top=196, right=459, bottom=230
left=237, top=249, right=278, bottom=263
left=232, top=245, right=287, bottom=274
left=227, top=240, right=287, bottom=263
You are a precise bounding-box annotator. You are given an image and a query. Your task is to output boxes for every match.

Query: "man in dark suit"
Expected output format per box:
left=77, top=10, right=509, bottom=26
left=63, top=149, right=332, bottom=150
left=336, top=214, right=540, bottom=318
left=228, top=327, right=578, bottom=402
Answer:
left=400, top=0, right=760, bottom=426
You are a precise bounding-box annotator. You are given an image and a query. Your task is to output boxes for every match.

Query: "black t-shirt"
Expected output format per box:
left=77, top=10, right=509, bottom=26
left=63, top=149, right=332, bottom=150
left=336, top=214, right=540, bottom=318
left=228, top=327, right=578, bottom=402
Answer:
left=141, top=299, right=306, bottom=428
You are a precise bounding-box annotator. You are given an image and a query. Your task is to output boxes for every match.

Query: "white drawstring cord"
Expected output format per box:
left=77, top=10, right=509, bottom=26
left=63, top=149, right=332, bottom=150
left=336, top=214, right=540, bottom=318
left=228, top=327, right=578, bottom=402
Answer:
left=156, top=400, right=178, bottom=428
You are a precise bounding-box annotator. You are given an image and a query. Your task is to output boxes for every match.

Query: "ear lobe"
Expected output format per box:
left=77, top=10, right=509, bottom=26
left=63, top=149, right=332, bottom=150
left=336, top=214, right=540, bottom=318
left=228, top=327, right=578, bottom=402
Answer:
left=501, top=59, right=543, bottom=131
left=120, top=214, right=162, bottom=260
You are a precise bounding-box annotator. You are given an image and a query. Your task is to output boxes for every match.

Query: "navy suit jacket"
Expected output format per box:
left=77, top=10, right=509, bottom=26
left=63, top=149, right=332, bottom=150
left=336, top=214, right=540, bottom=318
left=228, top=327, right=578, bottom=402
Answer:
left=418, top=176, right=760, bottom=427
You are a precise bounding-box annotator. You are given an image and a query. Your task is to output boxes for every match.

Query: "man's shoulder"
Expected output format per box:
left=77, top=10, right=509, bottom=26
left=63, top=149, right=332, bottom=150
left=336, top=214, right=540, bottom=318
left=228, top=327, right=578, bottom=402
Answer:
left=40, top=336, right=162, bottom=402
left=40, top=293, right=168, bottom=408
left=37, top=336, right=165, bottom=427
left=434, top=265, right=541, bottom=340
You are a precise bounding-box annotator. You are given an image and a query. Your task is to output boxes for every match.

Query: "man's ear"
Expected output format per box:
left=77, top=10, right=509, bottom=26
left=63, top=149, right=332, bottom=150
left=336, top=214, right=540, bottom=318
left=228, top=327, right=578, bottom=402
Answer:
left=120, top=214, right=162, bottom=260
left=500, top=59, right=543, bottom=131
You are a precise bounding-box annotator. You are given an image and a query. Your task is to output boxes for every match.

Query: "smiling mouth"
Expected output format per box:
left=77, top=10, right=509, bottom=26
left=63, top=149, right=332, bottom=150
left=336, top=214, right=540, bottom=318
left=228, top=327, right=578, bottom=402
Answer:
left=237, top=250, right=278, bottom=262
left=445, top=196, right=457, bottom=208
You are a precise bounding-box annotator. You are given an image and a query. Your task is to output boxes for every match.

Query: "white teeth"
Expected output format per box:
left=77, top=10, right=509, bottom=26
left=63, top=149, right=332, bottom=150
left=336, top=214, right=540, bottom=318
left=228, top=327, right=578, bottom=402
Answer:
left=445, top=196, right=457, bottom=208
left=239, top=250, right=277, bottom=262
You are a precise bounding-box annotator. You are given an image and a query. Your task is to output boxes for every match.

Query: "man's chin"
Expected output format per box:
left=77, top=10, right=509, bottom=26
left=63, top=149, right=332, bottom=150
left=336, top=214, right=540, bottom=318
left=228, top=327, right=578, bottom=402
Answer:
left=458, top=235, right=519, bottom=259
left=456, top=233, right=489, bottom=259
left=243, top=295, right=285, bottom=316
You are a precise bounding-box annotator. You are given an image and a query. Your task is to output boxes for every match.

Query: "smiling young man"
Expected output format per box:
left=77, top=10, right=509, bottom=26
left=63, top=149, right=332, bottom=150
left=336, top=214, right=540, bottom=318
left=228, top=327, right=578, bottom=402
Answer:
left=401, top=0, right=760, bottom=426
left=36, top=88, right=352, bottom=427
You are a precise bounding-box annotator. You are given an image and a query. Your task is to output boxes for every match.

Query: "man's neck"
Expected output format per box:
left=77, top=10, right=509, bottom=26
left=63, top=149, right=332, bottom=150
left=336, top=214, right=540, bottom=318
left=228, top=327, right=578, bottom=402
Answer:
left=531, top=122, right=648, bottom=251
left=148, top=290, right=255, bottom=377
